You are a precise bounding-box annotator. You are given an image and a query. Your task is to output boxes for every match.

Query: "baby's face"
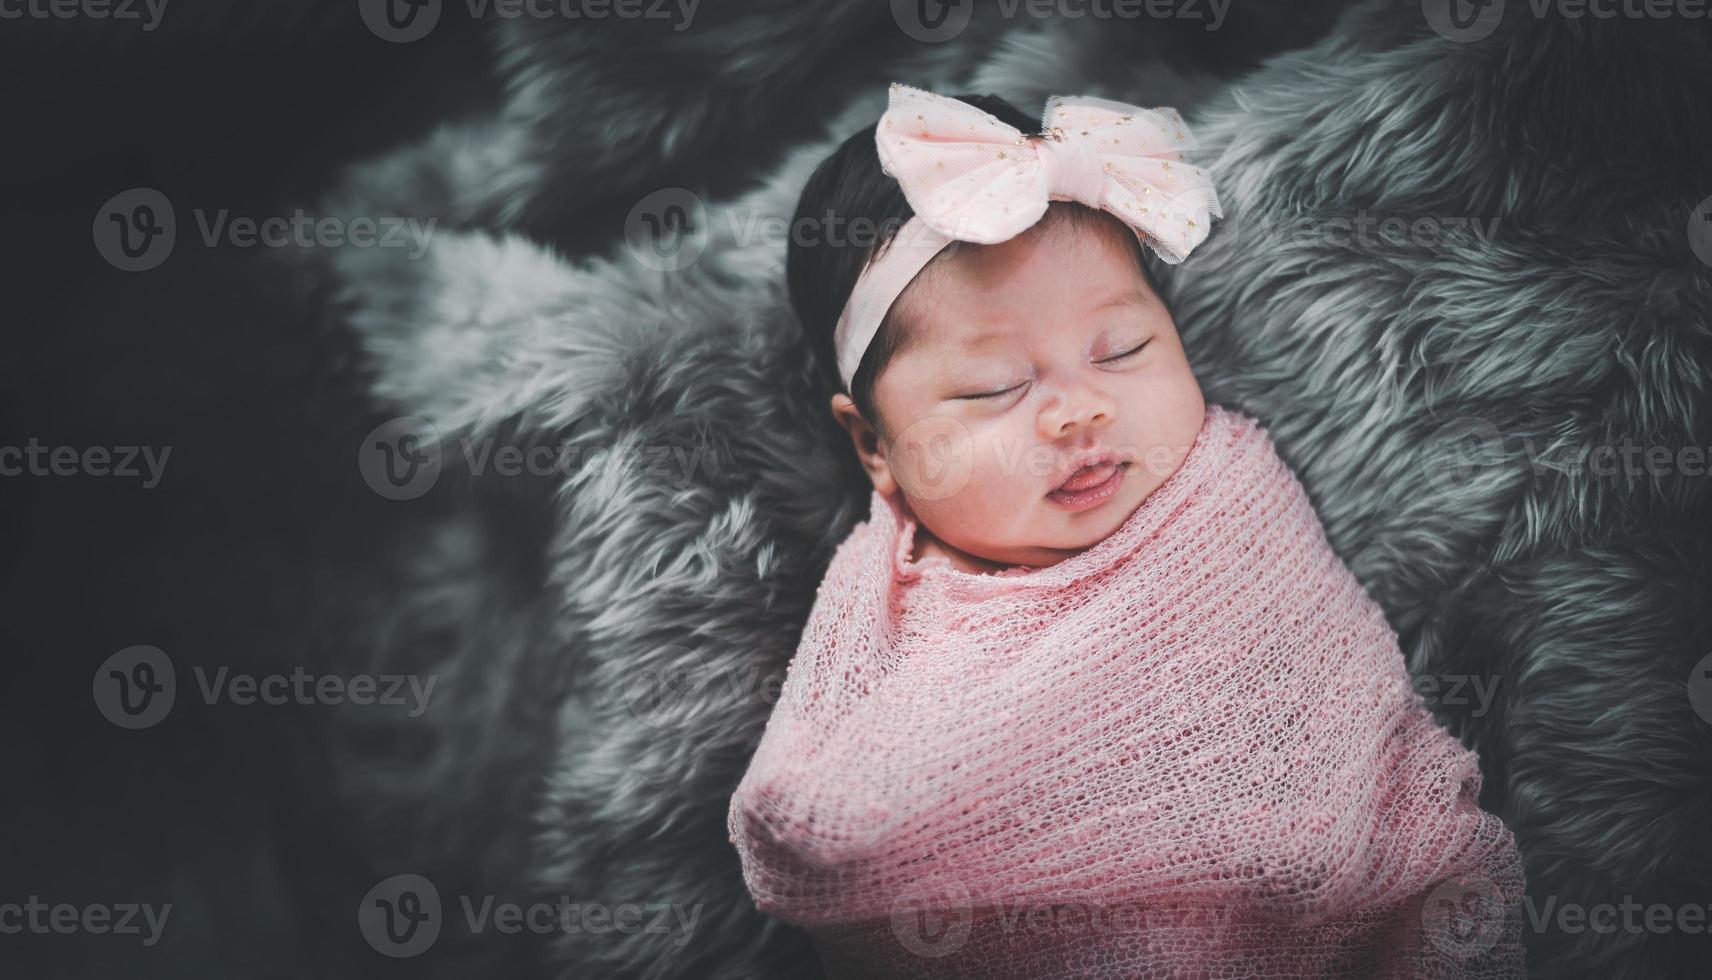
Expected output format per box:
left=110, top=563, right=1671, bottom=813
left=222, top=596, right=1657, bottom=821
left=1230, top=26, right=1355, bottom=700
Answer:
left=841, top=216, right=1205, bottom=571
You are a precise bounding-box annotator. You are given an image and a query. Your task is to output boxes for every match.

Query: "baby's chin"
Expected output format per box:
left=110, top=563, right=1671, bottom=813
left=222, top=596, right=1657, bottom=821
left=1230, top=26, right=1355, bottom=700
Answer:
left=1031, top=489, right=1149, bottom=561
left=1051, top=457, right=1186, bottom=557
left=936, top=480, right=1151, bottom=570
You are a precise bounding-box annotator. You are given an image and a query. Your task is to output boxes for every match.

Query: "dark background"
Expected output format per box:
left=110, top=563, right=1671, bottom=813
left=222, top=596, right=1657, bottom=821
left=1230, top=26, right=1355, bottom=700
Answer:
left=3, top=5, right=504, bottom=976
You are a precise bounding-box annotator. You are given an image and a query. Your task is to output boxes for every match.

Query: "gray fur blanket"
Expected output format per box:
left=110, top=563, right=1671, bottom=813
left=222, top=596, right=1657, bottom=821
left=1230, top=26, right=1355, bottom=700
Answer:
left=311, top=1, right=1712, bottom=976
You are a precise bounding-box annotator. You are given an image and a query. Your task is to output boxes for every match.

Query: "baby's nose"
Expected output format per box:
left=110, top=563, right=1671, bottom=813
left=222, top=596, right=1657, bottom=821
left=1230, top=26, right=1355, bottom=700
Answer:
left=1038, top=388, right=1115, bottom=439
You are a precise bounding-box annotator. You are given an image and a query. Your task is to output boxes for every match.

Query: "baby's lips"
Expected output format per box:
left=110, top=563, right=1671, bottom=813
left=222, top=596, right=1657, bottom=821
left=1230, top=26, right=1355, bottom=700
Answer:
left=1054, top=460, right=1120, bottom=493
left=1048, top=449, right=1123, bottom=492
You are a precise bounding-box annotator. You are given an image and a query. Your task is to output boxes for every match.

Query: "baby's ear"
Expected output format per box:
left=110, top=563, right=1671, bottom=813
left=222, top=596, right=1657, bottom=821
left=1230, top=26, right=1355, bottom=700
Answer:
left=830, top=393, right=896, bottom=497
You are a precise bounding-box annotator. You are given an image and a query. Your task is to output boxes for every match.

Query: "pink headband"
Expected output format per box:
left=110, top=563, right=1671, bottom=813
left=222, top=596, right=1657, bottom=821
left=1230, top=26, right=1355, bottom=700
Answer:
left=832, top=83, right=1224, bottom=392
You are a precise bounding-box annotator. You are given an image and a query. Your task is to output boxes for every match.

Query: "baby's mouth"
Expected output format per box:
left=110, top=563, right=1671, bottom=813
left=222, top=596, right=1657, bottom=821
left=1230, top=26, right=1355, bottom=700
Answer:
left=1046, top=453, right=1130, bottom=511
left=1047, top=452, right=1129, bottom=513
left=1048, top=450, right=1125, bottom=494
left=1055, top=461, right=1120, bottom=493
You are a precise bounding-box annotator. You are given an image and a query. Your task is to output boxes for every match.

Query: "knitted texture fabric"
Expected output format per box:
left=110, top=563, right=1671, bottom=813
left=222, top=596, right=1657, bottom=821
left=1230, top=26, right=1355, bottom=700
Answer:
left=728, top=404, right=1528, bottom=978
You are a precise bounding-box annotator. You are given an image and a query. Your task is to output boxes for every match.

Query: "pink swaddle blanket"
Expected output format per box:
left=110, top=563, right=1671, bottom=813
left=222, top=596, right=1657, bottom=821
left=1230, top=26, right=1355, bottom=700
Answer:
left=728, top=404, right=1527, bottom=978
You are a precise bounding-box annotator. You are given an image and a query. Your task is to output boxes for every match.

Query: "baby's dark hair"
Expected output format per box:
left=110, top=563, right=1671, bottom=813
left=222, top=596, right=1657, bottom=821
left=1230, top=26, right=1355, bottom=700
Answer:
left=785, top=92, right=1152, bottom=435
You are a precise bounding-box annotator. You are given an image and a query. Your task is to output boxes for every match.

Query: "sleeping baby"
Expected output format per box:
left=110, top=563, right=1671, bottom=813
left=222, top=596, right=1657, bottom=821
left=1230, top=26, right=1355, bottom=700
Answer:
left=727, top=83, right=1528, bottom=979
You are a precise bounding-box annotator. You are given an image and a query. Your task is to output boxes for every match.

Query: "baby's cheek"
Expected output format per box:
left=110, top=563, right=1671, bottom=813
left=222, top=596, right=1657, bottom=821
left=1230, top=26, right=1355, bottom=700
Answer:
left=916, top=488, right=1014, bottom=558
left=886, top=413, right=978, bottom=503
left=894, top=419, right=1044, bottom=550
left=961, top=441, right=1041, bottom=519
left=913, top=451, right=1023, bottom=541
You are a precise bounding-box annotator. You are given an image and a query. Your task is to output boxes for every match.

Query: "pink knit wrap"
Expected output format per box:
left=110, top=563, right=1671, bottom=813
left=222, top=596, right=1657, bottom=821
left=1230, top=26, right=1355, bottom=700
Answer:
left=728, top=405, right=1528, bottom=978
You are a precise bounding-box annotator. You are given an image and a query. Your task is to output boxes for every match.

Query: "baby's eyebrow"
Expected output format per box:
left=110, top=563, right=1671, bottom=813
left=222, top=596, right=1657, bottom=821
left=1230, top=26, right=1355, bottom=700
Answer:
left=1090, top=290, right=1150, bottom=312
left=947, top=328, right=1014, bottom=353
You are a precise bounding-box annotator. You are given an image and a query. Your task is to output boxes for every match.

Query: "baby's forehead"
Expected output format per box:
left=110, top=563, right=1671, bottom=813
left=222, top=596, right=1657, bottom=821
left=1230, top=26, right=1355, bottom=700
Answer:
left=889, top=233, right=1157, bottom=346
left=920, top=209, right=1146, bottom=286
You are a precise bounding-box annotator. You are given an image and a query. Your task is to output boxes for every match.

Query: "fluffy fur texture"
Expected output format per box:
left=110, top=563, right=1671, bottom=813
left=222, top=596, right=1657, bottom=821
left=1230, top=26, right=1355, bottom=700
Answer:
left=313, top=1, right=1712, bottom=977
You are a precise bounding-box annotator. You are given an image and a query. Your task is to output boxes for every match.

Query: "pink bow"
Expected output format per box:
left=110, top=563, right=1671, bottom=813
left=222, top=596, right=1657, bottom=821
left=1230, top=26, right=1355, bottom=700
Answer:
left=876, top=83, right=1222, bottom=264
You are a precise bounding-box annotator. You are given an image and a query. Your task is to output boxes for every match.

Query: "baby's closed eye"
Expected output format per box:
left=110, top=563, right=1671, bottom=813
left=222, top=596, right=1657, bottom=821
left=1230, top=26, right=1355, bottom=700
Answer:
left=952, top=338, right=1152, bottom=399
left=1099, top=338, right=1151, bottom=363
left=954, top=381, right=1028, bottom=401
